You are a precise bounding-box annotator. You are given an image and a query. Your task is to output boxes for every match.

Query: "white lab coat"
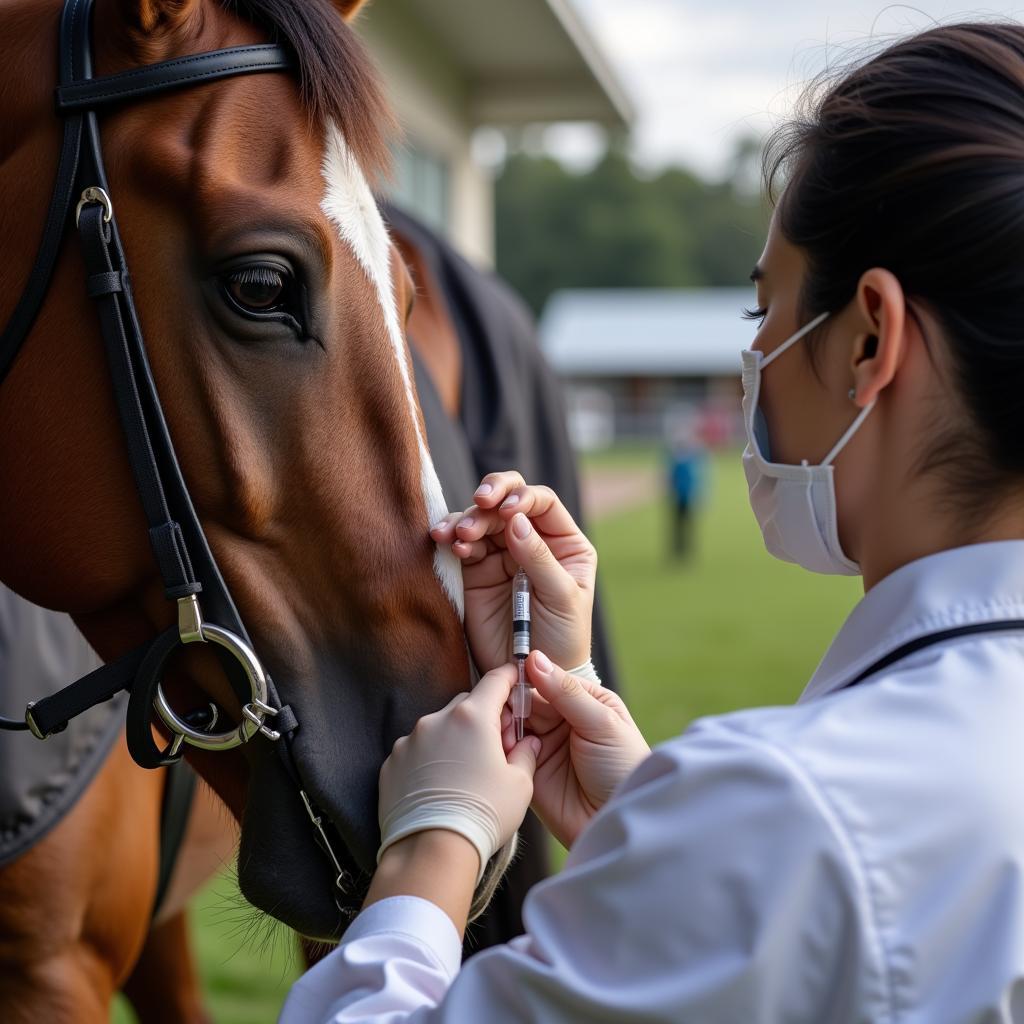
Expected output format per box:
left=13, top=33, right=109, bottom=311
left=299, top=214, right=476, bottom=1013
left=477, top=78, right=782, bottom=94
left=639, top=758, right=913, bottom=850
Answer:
left=280, top=541, right=1024, bottom=1023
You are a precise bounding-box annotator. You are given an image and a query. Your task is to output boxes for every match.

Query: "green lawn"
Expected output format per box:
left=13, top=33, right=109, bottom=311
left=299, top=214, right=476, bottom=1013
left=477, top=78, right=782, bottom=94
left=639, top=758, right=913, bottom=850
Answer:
left=113, top=448, right=862, bottom=1023
left=590, top=449, right=861, bottom=743
left=111, top=875, right=302, bottom=1024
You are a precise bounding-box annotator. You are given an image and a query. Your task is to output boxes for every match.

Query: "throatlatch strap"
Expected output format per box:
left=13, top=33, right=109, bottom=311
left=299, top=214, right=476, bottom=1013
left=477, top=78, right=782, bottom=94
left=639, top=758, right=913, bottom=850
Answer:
left=25, top=644, right=147, bottom=738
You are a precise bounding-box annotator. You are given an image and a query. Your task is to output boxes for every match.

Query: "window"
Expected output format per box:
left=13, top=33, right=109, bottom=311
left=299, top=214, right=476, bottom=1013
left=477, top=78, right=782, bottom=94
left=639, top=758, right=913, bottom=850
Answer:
left=388, top=144, right=450, bottom=235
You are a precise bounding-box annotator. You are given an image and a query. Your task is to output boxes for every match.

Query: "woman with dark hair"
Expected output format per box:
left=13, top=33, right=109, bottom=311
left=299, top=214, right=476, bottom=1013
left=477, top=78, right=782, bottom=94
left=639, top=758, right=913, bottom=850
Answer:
left=282, top=23, right=1024, bottom=1022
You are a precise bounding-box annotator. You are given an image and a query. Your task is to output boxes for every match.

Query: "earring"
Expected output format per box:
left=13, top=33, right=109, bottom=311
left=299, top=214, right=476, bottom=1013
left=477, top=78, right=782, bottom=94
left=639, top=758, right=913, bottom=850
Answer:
left=848, top=388, right=856, bottom=402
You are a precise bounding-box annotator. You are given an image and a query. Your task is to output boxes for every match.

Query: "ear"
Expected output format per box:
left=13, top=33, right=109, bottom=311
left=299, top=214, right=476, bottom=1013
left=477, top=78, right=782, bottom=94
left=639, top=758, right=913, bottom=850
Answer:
left=850, top=268, right=907, bottom=408
left=114, top=0, right=203, bottom=36
left=330, top=0, right=373, bottom=22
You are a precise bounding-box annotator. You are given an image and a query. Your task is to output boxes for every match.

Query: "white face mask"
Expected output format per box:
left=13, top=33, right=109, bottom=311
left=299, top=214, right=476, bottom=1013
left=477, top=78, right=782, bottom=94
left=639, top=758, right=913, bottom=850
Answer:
left=740, top=311, right=875, bottom=576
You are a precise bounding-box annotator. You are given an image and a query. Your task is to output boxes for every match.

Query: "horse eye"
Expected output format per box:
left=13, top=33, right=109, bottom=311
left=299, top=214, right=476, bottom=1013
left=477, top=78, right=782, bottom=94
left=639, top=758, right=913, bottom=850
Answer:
left=225, top=265, right=287, bottom=313
left=216, top=261, right=307, bottom=338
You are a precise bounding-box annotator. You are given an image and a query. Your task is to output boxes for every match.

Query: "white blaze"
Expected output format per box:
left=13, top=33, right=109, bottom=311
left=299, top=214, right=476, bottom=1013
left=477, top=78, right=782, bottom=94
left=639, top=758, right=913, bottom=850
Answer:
left=319, top=123, right=464, bottom=619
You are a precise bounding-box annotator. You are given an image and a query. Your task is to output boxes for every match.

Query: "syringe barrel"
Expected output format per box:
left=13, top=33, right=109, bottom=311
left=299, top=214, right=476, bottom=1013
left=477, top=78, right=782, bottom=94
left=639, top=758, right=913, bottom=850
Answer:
left=512, top=568, right=530, bottom=657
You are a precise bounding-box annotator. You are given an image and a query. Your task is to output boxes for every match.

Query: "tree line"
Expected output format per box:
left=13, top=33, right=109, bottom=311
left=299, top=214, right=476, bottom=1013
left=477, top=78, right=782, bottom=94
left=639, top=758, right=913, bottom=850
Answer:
left=494, top=141, right=769, bottom=316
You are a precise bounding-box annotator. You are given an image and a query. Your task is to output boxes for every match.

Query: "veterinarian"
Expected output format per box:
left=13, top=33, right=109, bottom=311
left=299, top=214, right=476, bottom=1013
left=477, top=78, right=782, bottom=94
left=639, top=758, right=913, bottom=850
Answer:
left=281, top=22, right=1024, bottom=1021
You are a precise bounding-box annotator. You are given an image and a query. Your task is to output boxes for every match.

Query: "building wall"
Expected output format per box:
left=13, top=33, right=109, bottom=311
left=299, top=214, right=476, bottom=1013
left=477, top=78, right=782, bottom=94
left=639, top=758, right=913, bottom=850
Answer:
left=355, top=1, right=494, bottom=266
left=564, top=374, right=743, bottom=448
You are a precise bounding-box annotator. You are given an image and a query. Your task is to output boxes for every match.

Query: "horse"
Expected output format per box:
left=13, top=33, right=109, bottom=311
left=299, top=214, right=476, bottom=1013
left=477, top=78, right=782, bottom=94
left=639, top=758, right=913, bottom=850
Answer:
left=0, top=194, right=615, bottom=1018
left=0, top=0, right=477, bottom=1018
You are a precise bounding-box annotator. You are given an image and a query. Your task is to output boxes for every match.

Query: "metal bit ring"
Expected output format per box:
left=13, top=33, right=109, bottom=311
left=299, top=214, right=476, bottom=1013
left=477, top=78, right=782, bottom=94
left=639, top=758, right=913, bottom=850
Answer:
left=153, top=621, right=274, bottom=752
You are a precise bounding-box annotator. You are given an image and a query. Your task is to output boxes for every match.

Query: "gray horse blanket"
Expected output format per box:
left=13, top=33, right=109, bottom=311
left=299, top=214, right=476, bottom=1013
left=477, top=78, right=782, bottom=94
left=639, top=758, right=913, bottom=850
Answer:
left=0, top=589, right=124, bottom=867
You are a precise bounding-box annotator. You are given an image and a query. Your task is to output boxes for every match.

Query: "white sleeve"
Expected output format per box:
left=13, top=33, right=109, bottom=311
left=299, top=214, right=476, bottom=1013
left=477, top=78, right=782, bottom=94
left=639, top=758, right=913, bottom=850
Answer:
left=279, top=718, right=885, bottom=1024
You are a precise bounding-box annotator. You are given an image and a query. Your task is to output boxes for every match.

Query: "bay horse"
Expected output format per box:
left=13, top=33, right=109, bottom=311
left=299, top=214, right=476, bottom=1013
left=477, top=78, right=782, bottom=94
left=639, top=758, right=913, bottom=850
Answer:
left=0, top=0, right=479, bottom=1018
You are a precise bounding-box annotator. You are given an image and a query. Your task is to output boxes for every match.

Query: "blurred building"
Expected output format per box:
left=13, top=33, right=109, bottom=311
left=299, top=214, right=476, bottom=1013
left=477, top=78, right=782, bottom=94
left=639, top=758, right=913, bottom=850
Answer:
left=355, top=0, right=631, bottom=266
left=539, top=288, right=750, bottom=449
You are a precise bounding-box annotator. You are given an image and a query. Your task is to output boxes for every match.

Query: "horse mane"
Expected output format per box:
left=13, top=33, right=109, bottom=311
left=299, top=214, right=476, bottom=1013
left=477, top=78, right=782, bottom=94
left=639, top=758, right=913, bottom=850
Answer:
left=227, top=0, right=394, bottom=176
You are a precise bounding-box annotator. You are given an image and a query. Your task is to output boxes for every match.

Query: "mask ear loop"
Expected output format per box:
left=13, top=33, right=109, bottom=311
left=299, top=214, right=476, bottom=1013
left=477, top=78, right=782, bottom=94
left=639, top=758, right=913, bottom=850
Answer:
left=759, top=310, right=831, bottom=369
left=822, top=400, right=876, bottom=467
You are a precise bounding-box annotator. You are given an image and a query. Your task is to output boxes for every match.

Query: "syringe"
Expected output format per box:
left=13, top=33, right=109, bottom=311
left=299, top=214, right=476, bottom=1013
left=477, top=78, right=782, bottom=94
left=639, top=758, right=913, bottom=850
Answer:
left=512, top=567, right=532, bottom=741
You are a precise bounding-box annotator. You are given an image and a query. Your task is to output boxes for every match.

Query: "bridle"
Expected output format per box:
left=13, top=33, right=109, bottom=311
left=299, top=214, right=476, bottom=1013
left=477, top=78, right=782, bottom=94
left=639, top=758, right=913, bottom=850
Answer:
left=0, top=0, right=352, bottom=902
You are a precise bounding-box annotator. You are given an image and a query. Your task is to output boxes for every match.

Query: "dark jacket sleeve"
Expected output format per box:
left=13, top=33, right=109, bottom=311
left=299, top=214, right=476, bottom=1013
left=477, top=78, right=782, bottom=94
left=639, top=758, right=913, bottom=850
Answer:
left=461, top=274, right=619, bottom=690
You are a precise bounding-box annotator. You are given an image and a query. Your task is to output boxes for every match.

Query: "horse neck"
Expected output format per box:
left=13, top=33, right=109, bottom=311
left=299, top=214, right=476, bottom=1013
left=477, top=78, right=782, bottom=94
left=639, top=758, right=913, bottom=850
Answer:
left=391, top=227, right=464, bottom=421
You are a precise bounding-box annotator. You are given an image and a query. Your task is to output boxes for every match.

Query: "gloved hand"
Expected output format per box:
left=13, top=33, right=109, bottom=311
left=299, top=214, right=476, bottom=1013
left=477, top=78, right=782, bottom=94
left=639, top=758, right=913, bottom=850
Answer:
left=378, top=664, right=541, bottom=883
left=430, top=472, right=597, bottom=674
left=500, top=652, right=651, bottom=850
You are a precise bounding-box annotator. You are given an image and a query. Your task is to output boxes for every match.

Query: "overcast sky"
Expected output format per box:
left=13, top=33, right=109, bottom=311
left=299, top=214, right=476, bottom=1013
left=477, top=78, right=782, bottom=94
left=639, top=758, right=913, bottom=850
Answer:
left=557, top=1, right=1024, bottom=178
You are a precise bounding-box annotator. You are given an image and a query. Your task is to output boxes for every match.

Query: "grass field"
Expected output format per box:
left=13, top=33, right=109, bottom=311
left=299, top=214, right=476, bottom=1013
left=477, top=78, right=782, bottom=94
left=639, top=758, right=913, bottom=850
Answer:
left=587, top=447, right=862, bottom=742
left=113, top=448, right=863, bottom=1023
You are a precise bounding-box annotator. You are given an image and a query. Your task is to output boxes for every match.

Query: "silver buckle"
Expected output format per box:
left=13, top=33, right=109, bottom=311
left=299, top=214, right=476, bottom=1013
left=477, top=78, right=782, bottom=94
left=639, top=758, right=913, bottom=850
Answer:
left=24, top=702, right=45, bottom=741
left=75, top=186, right=113, bottom=227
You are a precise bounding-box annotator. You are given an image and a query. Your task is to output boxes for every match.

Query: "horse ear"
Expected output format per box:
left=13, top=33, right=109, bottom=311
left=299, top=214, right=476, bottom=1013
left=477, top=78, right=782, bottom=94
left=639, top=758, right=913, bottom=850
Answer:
left=114, top=0, right=203, bottom=36
left=330, top=0, right=372, bottom=23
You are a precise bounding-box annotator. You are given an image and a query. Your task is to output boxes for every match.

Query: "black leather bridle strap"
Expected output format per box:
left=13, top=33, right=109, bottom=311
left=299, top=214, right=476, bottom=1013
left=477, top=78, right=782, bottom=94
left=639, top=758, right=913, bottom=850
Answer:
left=69, top=0, right=301, bottom=755
left=24, top=644, right=147, bottom=738
left=61, top=0, right=270, bottom=661
left=56, top=44, right=292, bottom=111
left=78, top=203, right=200, bottom=600
left=0, top=0, right=299, bottom=747
left=0, top=34, right=290, bottom=387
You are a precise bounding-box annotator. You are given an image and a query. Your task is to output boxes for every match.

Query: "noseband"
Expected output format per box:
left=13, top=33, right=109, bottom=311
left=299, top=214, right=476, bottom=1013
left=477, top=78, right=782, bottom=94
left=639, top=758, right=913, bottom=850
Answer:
left=0, top=0, right=352, bottom=902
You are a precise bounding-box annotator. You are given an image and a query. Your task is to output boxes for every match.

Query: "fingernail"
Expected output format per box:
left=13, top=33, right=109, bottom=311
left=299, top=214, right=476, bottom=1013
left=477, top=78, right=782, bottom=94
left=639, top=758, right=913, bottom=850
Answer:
left=512, top=512, right=531, bottom=539
left=534, top=650, right=552, bottom=673
left=528, top=736, right=542, bottom=756
left=431, top=520, right=448, bottom=533
left=474, top=483, right=493, bottom=497
left=457, top=516, right=475, bottom=530
left=500, top=494, right=520, bottom=509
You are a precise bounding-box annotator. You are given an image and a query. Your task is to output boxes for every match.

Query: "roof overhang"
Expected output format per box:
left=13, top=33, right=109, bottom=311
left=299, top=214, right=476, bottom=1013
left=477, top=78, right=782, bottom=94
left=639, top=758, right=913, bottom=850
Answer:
left=540, top=288, right=754, bottom=378
left=398, top=0, right=633, bottom=128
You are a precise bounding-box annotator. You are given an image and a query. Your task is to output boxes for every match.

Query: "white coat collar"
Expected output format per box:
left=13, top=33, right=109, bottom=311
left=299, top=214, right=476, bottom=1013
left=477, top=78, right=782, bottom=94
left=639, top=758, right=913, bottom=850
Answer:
left=799, top=540, right=1024, bottom=703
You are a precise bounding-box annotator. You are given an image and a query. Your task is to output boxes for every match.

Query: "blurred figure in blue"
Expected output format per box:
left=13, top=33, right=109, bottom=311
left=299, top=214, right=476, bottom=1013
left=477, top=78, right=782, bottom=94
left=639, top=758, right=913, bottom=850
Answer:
left=665, top=407, right=708, bottom=560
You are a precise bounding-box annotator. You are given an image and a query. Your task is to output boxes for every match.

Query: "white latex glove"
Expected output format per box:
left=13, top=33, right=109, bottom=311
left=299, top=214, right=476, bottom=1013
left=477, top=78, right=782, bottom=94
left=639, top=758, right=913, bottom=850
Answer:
left=378, top=664, right=541, bottom=883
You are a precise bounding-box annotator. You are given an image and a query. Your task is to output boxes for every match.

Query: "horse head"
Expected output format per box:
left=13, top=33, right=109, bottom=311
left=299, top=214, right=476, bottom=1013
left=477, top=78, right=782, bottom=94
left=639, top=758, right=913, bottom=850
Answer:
left=0, top=0, right=470, bottom=939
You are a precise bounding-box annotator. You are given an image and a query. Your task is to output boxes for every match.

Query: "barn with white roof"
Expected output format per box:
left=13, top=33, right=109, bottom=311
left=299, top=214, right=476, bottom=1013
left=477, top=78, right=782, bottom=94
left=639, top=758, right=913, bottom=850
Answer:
left=539, top=287, right=752, bottom=447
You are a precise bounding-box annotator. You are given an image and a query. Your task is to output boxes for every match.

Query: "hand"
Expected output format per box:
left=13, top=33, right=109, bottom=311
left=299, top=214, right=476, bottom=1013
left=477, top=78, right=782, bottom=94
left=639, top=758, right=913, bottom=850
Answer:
left=378, top=664, right=541, bottom=881
left=430, top=472, right=597, bottom=674
left=501, top=652, right=650, bottom=850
